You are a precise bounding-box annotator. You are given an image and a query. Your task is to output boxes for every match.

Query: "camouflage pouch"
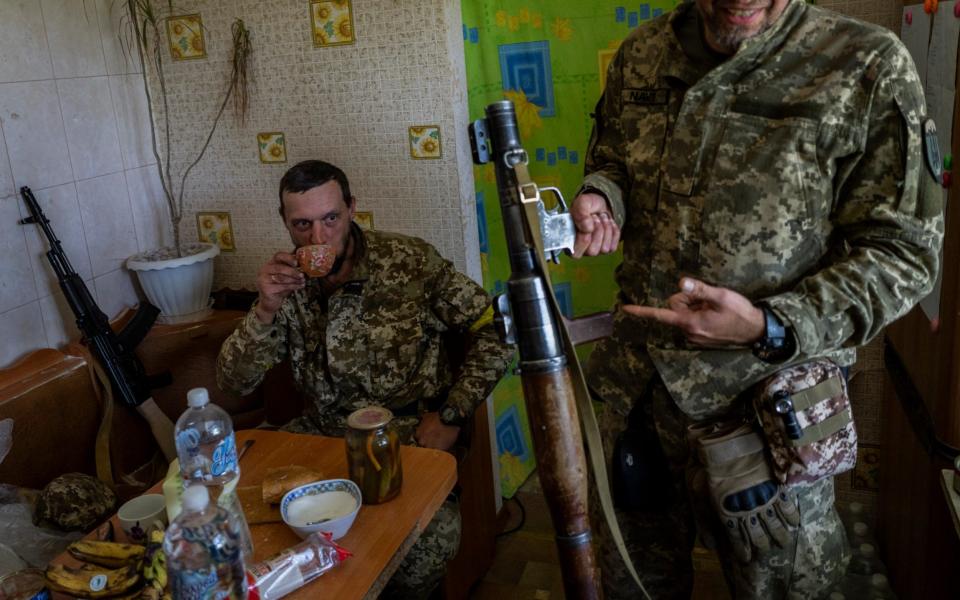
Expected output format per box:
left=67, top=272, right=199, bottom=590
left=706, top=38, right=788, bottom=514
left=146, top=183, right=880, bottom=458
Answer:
left=754, top=359, right=857, bottom=487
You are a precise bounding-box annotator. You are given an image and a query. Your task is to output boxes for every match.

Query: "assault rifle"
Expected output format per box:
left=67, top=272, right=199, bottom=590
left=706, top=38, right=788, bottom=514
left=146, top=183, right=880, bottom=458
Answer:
left=469, top=102, right=648, bottom=599
left=18, top=186, right=176, bottom=461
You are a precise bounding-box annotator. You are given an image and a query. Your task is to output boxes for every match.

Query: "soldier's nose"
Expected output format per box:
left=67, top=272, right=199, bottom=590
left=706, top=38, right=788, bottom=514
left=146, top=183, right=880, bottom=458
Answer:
left=310, top=222, right=326, bottom=245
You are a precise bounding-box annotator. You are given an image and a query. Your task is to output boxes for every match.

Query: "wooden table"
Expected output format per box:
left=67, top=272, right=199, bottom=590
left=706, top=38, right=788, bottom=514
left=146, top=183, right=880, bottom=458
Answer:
left=52, top=429, right=458, bottom=599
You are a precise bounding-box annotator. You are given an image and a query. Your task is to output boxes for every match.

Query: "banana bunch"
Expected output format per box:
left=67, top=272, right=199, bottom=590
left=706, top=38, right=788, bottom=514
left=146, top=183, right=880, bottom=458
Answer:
left=48, top=536, right=171, bottom=599
left=45, top=562, right=141, bottom=598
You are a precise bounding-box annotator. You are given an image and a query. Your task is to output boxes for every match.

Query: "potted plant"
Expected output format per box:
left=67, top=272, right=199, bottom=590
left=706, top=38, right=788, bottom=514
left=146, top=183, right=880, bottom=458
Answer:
left=120, top=0, right=251, bottom=323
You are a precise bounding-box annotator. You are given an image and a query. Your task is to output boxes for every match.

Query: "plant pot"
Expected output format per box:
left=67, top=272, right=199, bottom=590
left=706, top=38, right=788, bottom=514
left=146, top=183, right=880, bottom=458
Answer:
left=126, top=243, right=220, bottom=324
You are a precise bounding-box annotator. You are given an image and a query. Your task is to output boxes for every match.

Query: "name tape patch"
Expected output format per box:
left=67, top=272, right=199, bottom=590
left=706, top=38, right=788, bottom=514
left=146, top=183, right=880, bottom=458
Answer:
left=622, top=88, right=669, bottom=106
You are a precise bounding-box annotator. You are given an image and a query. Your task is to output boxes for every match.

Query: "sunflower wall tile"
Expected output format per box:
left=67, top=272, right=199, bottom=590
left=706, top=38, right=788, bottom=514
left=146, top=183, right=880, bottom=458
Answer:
left=409, top=126, right=442, bottom=159
left=354, top=211, right=374, bottom=231
left=166, top=14, right=205, bottom=61
left=197, top=212, right=235, bottom=252
left=311, top=0, right=356, bottom=47
left=257, top=132, right=287, bottom=163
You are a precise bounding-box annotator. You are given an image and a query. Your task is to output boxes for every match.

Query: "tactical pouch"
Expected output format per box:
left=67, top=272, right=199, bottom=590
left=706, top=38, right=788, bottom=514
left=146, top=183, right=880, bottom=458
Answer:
left=754, top=359, right=857, bottom=487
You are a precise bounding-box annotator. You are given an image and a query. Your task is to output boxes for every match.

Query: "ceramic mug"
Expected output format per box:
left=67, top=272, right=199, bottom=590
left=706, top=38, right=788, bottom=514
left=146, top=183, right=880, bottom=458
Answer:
left=117, top=494, right=167, bottom=544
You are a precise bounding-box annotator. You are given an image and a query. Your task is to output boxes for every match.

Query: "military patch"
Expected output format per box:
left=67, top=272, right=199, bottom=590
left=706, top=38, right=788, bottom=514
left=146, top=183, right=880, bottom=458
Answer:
left=923, top=119, right=943, bottom=181
left=622, top=88, right=669, bottom=106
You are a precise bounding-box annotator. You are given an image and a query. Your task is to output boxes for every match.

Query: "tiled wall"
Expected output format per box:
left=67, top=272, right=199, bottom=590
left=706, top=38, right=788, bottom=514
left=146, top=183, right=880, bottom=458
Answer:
left=146, top=0, right=477, bottom=291
left=0, top=0, right=170, bottom=368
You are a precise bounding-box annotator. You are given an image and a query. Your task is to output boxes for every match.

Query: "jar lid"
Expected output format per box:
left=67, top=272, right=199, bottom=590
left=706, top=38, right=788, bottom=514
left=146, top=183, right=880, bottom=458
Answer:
left=347, top=406, right=394, bottom=430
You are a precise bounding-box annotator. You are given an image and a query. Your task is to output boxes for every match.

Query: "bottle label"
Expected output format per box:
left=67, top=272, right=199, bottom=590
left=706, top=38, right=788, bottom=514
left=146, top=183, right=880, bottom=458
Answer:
left=211, top=435, right=238, bottom=478
left=172, top=567, right=220, bottom=600
left=171, top=565, right=247, bottom=600
left=176, top=427, right=201, bottom=456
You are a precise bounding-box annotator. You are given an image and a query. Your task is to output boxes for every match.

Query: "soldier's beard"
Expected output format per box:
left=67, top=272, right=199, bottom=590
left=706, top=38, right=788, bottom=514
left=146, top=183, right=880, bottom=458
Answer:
left=322, top=228, right=355, bottom=278
left=700, top=4, right=776, bottom=54
left=326, top=251, right=347, bottom=276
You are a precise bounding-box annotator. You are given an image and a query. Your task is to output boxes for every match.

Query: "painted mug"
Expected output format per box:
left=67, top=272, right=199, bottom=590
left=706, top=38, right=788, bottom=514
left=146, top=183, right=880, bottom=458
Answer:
left=117, top=493, right=167, bottom=543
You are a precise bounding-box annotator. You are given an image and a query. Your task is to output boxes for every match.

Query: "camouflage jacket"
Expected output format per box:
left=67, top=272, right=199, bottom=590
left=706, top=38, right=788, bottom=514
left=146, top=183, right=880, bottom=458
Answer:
left=217, top=228, right=513, bottom=436
left=582, top=0, right=944, bottom=419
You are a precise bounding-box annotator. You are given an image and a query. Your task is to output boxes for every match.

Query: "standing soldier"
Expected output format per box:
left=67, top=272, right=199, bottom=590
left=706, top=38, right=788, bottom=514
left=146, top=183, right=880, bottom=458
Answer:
left=571, top=0, right=944, bottom=597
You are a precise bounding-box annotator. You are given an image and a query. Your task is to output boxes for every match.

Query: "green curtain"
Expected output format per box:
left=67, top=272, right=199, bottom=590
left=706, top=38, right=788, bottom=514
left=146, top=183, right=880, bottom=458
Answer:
left=462, top=0, right=681, bottom=496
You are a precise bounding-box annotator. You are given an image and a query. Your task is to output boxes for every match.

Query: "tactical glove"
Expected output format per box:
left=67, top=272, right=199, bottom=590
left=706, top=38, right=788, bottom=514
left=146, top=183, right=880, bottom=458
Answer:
left=696, top=421, right=800, bottom=563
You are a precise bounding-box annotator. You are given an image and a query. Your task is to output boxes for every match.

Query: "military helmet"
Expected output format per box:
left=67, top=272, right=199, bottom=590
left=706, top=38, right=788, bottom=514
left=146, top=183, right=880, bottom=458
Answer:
left=33, top=473, right=116, bottom=532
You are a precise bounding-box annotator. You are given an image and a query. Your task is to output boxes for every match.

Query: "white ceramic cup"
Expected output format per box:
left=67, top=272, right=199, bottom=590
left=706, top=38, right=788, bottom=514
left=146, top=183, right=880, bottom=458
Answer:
left=117, top=493, right=168, bottom=544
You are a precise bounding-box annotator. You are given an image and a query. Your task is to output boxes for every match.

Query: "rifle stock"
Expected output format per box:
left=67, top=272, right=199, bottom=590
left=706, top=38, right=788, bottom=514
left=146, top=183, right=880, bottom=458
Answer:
left=472, top=103, right=602, bottom=597
left=18, top=186, right=176, bottom=461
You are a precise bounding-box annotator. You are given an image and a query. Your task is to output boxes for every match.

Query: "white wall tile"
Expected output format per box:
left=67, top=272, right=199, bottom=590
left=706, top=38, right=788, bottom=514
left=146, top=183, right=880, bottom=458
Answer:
left=76, top=172, right=139, bottom=276
left=42, top=0, right=107, bottom=78
left=20, top=182, right=94, bottom=299
left=0, top=195, right=38, bottom=313
left=0, top=1, right=53, bottom=84
left=0, top=302, right=46, bottom=368
left=93, top=268, right=141, bottom=321
left=126, top=165, right=174, bottom=251
left=58, top=77, right=123, bottom=180
left=0, top=81, right=73, bottom=190
left=0, top=127, right=14, bottom=199
left=95, top=0, right=140, bottom=76
left=110, top=74, right=154, bottom=170
left=39, top=287, right=83, bottom=349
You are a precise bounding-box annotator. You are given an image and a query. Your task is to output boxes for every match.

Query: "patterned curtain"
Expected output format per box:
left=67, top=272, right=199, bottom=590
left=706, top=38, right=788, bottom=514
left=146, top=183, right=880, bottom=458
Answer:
left=462, top=0, right=681, bottom=496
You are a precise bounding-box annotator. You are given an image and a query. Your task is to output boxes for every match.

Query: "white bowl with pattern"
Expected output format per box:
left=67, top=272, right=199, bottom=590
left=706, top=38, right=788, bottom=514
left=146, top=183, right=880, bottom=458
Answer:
left=280, top=478, right=362, bottom=540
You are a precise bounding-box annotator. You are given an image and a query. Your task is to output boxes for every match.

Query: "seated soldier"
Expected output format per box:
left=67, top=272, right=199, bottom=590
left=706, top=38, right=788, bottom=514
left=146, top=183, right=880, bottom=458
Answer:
left=216, top=159, right=513, bottom=599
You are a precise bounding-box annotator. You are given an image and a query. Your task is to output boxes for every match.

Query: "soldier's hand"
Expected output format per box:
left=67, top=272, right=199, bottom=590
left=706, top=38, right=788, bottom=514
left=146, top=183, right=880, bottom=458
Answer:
left=622, top=277, right=765, bottom=347
left=415, top=412, right=460, bottom=452
left=254, top=251, right=305, bottom=324
left=571, top=192, right=620, bottom=258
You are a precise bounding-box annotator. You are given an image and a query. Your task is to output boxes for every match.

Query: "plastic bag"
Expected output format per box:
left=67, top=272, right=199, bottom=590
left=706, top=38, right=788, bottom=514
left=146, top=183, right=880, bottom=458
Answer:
left=246, top=532, right=351, bottom=600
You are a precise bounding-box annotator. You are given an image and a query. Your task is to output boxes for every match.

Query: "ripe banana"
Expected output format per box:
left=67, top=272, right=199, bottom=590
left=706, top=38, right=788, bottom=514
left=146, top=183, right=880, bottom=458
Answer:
left=45, top=562, right=141, bottom=598
left=68, top=540, right=146, bottom=568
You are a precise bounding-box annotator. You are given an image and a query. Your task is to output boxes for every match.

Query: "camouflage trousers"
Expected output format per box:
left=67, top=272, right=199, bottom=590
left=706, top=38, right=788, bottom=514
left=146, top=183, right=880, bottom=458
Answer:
left=283, top=415, right=462, bottom=599
left=590, top=376, right=849, bottom=599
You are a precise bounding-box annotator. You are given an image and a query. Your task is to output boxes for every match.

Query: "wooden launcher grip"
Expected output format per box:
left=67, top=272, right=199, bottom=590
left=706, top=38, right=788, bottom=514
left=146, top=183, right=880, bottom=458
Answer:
left=521, top=367, right=601, bottom=600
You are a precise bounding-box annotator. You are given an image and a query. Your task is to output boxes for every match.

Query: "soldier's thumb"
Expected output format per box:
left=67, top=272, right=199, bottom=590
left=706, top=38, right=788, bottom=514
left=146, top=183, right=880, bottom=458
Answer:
left=680, top=277, right=717, bottom=302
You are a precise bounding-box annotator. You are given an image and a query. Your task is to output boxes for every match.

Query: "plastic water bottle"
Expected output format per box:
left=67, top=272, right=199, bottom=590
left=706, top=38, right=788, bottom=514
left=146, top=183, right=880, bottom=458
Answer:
left=165, top=485, right=247, bottom=600
left=175, top=387, right=253, bottom=559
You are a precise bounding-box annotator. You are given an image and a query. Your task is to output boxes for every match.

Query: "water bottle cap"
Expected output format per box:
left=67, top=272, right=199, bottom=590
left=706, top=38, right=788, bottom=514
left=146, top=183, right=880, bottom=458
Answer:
left=848, top=501, right=863, bottom=515
left=859, top=543, right=875, bottom=557
left=187, top=387, right=210, bottom=408
left=182, top=484, right=210, bottom=512
left=853, top=521, right=868, bottom=536
left=870, top=573, right=889, bottom=588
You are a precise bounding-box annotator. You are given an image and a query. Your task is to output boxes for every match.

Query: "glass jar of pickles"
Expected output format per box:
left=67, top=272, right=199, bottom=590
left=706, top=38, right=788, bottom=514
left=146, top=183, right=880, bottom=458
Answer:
left=345, top=407, right=403, bottom=504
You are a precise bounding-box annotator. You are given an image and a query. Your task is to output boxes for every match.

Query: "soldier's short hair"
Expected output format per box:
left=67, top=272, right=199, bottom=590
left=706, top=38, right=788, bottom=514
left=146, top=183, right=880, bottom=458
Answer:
left=278, top=160, right=353, bottom=217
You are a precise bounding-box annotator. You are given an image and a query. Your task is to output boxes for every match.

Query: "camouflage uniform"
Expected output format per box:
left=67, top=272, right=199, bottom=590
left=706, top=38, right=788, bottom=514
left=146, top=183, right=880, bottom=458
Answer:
left=580, top=1, right=944, bottom=597
left=218, top=227, right=513, bottom=599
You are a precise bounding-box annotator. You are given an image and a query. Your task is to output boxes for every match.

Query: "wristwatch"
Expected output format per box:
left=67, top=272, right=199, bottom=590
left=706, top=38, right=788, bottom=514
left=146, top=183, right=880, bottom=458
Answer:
left=438, top=404, right=467, bottom=428
left=752, top=305, right=795, bottom=363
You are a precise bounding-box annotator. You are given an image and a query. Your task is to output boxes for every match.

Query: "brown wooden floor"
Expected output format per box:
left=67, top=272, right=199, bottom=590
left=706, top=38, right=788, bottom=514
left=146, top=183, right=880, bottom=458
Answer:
left=470, top=473, right=730, bottom=600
